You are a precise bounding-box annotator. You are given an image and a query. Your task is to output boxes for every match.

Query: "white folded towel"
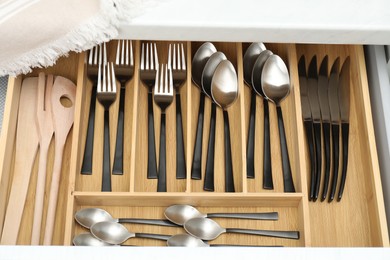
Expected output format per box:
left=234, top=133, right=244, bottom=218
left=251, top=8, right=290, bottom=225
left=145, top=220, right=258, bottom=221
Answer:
left=0, top=0, right=156, bottom=76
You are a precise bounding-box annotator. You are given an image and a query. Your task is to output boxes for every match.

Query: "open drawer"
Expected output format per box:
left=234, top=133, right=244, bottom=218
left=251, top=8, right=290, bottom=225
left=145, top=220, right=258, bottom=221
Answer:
left=0, top=41, right=388, bottom=247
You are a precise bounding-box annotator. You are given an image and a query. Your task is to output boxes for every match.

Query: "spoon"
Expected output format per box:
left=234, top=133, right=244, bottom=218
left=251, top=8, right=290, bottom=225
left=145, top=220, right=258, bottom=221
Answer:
left=243, top=42, right=266, bottom=178
left=90, top=221, right=171, bottom=245
left=251, top=50, right=274, bottom=189
left=75, top=208, right=179, bottom=228
left=164, top=205, right=278, bottom=225
left=210, top=60, right=239, bottom=192
left=261, top=54, right=295, bottom=192
left=201, top=51, right=227, bottom=191
left=184, top=217, right=299, bottom=240
left=191, top=42, right=217, bottom=180
left=167, top=233, right=281, bottom=247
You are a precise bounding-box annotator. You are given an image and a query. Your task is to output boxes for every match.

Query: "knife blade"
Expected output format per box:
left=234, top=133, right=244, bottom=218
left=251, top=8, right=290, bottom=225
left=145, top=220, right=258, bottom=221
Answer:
left=327, top=57, right=341, bottom=202
left=318, top=56, right=331, bottom=201
left=307, top=56, right=322, bottom=201
left=337, top=57, right=351, bottom=201
left=298, top=55, right=316, bottom=201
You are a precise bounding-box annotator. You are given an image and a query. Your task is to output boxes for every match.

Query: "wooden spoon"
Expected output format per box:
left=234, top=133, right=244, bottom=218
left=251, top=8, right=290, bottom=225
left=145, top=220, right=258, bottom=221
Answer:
left=43, top=76, right=76, bottom=245
left=0, top=77, right=39, bottom=245
left=31, top=73, right=54, bottom=245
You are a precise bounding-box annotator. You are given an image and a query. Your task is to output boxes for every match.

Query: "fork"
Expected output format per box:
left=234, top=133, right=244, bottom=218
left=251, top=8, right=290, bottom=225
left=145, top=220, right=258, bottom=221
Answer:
left=168, top=43, right=187, bottom=179
left=112, top=40, right=134, bottom=175
left=154, top=64, right=174, bottom=192
left=97, top=59, right=117, bottom=192
left=140, top=42, right=159, bottom=179
left=81, top=44, right=102, bottom=174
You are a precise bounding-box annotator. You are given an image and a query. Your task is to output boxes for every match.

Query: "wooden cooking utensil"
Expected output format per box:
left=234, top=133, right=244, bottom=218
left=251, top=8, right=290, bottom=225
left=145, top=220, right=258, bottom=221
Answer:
left=43, top=76, right=76, bottom=245
left=31, top=73, right=54, bottom=245
left=0, top=77, right=39, bottom=245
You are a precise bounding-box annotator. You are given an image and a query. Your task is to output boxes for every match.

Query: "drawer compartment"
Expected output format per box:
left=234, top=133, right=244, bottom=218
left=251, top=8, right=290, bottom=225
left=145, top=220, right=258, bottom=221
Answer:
left=0, top=41, right=387, bottom=247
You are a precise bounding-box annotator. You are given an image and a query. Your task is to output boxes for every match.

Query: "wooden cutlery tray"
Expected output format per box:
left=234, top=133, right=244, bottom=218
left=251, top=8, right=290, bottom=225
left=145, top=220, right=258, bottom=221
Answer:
left=0, top=41, right=388, bottom=247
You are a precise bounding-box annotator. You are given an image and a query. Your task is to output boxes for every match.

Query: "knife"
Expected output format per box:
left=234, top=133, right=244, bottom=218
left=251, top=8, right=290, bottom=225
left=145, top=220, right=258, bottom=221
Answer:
left=298, top=55, right=316, bottom=201
left=337, top=57, right=351, bottom=201
left=317, top=56, right=331, bottom=201
left=307, top=56, right=322, bottom=201
left=327, top=58, right=341, bottom=202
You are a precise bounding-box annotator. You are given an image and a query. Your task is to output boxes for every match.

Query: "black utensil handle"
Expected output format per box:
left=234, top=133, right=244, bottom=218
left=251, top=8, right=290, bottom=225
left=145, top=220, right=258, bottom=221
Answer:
left=224, top=111, right=235, bottom=192
left=313, top=121, right=322, bottom=200
left=147, top=92, right=158, bottom=179
left=207, top=212, right=278, bottom=220
left=134, top=233, right=170, bottom=241
left=112, top=87, right=125, bottom=175
left=329, top=123, right=340, bottom=202
left=246, top=92, right=256, bottom=179
left=157, top=113, right=167, bottom=192
left=304, top=120, right=316, bottom=200
left=204, top=103, right=216, bottom=191
left=321, top=122, right=331, bottom=201
left=191, top=93, right=205, bottom=180
left=81, top=86, right=97, bottom=174
left=102, top=110, right=112, bottom=192
left=118, top=218, right=179, bottom=227
left=276, top=106, right=295, bottom=192
left=176, top=94, right=186, bottom=179
left=263, top=100, right=273, bottom=189
left=337, top=122, right=349, bottom=201
left=225, top=228, right=299, bottom=240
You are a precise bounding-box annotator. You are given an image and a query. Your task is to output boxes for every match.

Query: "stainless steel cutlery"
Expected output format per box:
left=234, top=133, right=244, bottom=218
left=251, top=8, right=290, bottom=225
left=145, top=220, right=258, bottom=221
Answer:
left=299, top=55, right=351, bottom=202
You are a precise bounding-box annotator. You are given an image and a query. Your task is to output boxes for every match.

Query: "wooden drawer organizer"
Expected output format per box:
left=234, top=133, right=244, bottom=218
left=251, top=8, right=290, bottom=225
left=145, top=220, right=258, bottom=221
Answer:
left=0, top=41, right=388, bottom=247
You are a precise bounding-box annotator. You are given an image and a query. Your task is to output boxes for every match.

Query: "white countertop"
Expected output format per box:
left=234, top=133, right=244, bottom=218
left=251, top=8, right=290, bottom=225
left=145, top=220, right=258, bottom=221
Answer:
left=118, top=0, right=390, bottom=44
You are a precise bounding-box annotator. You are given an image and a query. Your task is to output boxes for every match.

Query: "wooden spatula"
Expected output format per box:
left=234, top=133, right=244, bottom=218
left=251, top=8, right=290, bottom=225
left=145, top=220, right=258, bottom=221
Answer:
left=0, top=77, right=39, bottom=245
left=43, top=76, right=76, bottom=245
left=31, top=73, right=54, bottom=245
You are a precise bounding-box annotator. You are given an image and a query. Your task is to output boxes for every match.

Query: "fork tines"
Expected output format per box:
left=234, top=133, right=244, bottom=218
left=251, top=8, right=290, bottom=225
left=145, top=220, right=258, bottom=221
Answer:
left=98, top=62, right=116, bottom=95
left=154, top=64, right=173, bottom=106
left=168, top=43, right=186, bottom=71
left=141, top=42, right=159, bottom=71
left=116, top=40, right=134, bottom=67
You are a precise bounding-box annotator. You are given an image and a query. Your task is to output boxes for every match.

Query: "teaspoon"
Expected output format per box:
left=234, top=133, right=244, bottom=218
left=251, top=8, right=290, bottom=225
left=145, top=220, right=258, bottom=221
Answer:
left=184, top=217, right=299, bottom=240
left=210, top=59, right=239, bottom=192
left=191, top=42, right=217, bottom=180
left=167, top=233, right=282, bottom=247
left=261, top=54, right=295, bottom=192
left=201, top=51, right=227, bottom=191
left=251, top=50, right=274, bottom=189
left=164, top=204, right=278, bottom=225
left=75, top=208, right=179, bottom=228
left=243, top=42, right=266, bottom=178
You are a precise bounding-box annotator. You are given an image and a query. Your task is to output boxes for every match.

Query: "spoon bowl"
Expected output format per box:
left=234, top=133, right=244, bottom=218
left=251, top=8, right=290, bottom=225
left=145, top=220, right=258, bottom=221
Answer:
left=184, top=217, right=226, bottom=240
left=252, top=50, right=273, bottom=97
left=91, top=221, right=134, bottom=245
left=210, top=59, right=238, bottom=109
left=243, top=42, right=266, bottom=85
left=261, top=54, right=291, bottom=105
left=75, top=208, right=116, bottom=229
left=201, top=51, right=227, bottom=97
left=164, top=205, right=206, bottom=225
left=167, top=233, right=209, bottom=247
left=192, top=42, right=217, bottom=88
left=73, top=233, right=115, bottom=246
